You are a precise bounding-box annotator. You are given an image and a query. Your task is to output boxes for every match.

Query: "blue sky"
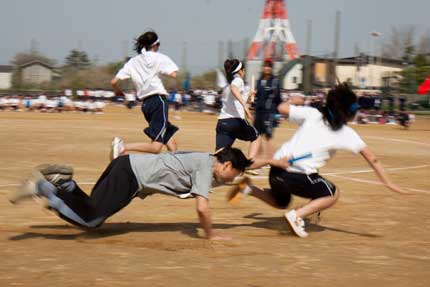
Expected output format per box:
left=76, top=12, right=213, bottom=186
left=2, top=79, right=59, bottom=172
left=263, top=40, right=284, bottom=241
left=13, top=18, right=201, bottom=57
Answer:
left=1, top=0, right=429, bottom=73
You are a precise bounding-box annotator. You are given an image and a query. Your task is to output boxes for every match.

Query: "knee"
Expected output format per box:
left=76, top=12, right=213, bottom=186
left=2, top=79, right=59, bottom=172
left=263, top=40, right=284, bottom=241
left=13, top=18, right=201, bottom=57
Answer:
left=151, top=142, right=164, bottom=153
left=333, top=188, right=340, bottom=202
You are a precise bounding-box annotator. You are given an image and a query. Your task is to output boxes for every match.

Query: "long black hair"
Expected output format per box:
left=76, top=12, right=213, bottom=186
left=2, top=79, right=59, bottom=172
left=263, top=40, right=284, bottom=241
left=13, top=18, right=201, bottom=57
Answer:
left=134, top=31, right=159, bottom=54
left=224, top=59, right=243, bottom=84
left=321, top=83, right=359, bottom=131
left=213, top=147, right=253, bottom=172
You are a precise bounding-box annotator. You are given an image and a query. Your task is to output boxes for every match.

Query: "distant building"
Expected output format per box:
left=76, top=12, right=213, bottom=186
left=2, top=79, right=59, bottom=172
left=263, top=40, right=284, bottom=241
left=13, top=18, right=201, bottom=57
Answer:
left=278, top=54, right=404, bottom=91
left=334, top=55, right=403, bottom=89
left=0, top=65, right=13, bottom=90
left=20, top=60, right=57, bottom=84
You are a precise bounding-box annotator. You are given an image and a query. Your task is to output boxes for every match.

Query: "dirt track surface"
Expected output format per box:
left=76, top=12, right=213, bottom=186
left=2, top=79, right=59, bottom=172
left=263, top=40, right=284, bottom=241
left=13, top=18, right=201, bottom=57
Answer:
left=0, top=106, right=429, bottom=287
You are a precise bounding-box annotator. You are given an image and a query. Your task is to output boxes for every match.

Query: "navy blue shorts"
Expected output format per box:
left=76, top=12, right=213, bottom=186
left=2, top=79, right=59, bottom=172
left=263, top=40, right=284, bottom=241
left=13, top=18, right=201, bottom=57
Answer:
left=215, top=118, right=259, bottom=150
left=141, top=95, right=178, bottom=144
left=268, top=167, right=337, bottom=208
left=253, top=111, right=279, bottom=138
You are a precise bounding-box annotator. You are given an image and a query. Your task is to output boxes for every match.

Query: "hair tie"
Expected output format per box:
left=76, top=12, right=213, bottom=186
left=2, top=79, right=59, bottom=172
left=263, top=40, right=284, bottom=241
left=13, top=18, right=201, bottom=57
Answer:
left=350, top=102, right=359, bottom=114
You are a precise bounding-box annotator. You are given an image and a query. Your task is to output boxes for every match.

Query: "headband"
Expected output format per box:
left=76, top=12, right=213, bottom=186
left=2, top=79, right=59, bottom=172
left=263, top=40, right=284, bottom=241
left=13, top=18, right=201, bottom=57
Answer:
left=141, top=38, right=160, bottom=53
left=232, top=62, right=243, bottom=74
left=151, top=38, right=160, bottom=46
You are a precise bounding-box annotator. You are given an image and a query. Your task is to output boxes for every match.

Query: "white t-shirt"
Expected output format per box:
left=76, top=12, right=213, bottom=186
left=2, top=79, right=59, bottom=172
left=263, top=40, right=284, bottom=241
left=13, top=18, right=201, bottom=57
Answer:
left=218, top=76, right=248, bottom=119
left=38, top=95, right=47, bottom=105
left=274, top=105, right=367, bottom=174
left=174, top=93, right=182, bottom=103
left=124, top=93, right=136, bottom=102
left=116, top=51, right=178, bottom=100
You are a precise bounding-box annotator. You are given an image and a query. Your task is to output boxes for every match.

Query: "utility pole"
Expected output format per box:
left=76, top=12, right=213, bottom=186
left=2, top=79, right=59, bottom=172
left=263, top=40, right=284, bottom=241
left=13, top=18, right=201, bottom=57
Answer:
left=331, top=11, right=341, bottom=88
left=218, top=41, right=225, bottom=68
left=243, top=37, right=250, bottom=61
left=303, top=19, right=313, bottom=94
left=30, top=38, right=39, bottom=55
left=182, top=41, right=188, bottom=72
left=122, top=40, right=129, bottom=60
left=227, top=39, right=234, bottom=59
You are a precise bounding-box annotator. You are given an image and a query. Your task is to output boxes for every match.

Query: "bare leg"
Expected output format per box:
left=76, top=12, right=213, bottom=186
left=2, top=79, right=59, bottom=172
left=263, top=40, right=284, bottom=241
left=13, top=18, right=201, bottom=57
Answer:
left=295, top=190, right=340, bottom=218
left=124, top=141, right=164, bottom=154
left=265, top=137, right=275, bottom=158
left=166, top=137, right=178, bottom=152
left=248, top=185, right=284, bottom=209
left=248, top=137, right=261, bottom=160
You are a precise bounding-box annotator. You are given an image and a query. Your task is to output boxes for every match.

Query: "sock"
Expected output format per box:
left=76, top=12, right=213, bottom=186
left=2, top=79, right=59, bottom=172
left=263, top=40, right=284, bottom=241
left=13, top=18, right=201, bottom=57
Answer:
left=242, top=185, right=252, bottom=195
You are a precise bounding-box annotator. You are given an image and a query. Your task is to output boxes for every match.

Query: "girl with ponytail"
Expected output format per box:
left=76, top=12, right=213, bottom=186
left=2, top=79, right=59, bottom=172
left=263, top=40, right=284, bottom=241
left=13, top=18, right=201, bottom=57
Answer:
left=215, top=59, right=260, bottom=161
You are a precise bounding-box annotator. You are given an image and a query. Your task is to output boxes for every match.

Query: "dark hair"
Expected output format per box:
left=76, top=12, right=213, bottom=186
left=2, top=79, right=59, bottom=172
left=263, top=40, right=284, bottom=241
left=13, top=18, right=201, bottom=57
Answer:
left=213, top=147, right=253, bottom=172
left=134, top=31, right=159, bottom=54
left=224, top=59, right=242, bottom=83
left=321, top=83, right=358, bottom=131
left=263, top=58, right=273, bottom=68
left=260, top=58, right=274, bottom=80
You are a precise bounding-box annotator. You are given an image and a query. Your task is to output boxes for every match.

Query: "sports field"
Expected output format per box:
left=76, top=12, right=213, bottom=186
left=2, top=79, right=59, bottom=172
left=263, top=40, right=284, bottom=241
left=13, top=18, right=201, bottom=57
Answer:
left=0, top=106, right=429, bottom=287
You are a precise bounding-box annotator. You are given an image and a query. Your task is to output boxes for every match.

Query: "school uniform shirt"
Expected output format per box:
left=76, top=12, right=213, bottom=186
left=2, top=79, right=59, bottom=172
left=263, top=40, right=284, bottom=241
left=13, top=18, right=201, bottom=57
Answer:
left=129, top=152, right=215, bottom=199
left=115, top=51, right=179, bottom=100
left=255, top=77, right=282, bottom=113
left=218, top=75, right=248, bottom=119
left=274, top=105, right=367, bottom=174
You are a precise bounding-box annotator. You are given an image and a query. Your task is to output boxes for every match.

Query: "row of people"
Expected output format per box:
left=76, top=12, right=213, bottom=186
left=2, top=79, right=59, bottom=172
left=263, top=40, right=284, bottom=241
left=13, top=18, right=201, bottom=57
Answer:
left=0, top=95, right=106, bottom=113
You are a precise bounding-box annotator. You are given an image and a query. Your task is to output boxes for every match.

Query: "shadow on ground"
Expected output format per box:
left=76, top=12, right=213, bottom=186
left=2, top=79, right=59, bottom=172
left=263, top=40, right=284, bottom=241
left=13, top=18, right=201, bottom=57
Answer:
left=8, top=212, right=380, bottom=241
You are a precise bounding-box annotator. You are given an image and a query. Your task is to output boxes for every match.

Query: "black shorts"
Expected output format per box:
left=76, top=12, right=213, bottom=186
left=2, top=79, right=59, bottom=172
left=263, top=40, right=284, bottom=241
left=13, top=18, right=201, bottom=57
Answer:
left=254, top=111, right=279, bottom=138
left=268, top=167, right=337, bottom=208
left=141, top=95, right=179, bottom=144
left=215, top=118, right=259, bottom=150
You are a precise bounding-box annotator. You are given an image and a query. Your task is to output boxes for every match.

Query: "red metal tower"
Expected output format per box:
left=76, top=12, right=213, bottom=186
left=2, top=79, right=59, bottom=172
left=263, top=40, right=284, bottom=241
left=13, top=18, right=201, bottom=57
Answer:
left=247, top=0, right=299, bottom=61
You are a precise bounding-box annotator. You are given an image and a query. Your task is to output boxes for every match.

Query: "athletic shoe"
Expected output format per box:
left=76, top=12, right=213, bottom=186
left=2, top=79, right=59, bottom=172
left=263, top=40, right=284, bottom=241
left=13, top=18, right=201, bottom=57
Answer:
left=9, top=170, right=44, bottom=204
left=35, top=164, right=73, bottom=187
left=285, top=210, right=309, bottom=238
left=110, top=136, right=124, bottom=160
left=226, top=176, right=251, bottom=205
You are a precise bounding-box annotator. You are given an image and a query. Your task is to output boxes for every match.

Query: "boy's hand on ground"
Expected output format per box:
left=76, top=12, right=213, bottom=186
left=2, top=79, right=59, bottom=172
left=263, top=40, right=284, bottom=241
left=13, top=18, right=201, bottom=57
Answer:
left=209, top=232, right=232, bottom=241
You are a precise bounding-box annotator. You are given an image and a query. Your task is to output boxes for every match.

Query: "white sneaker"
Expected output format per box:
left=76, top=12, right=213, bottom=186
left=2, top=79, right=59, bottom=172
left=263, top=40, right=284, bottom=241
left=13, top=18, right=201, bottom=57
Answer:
left=110, top=137, right=124, bottom=160
left=285, top=210, right=309, bottom=238
left=9, top=170, right=44, bottom=204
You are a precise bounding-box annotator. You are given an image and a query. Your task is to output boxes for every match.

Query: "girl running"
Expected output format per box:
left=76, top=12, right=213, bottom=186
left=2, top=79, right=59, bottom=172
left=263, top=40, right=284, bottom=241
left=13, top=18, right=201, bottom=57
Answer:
left=216, top=59, right=259, bottom=160
left=110, top=31, right=179, bottom=158
left=229, top=83, right=409, bottom=238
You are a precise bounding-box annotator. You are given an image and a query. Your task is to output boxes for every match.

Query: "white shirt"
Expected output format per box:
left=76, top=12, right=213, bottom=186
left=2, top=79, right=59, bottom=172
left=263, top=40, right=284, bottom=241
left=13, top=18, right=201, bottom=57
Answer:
left=218, top=76, right=248, bottom=119
left=124, top=93, right=136, bottom=102
left=38, top=95, right=47, bottom=105
left=46, top=99, right=58, bottom=108
left=174, top=93, right=182, bottom=103
left=274, top=105, right=367, bottom=174
left=116, top=51, right=178, bottom=100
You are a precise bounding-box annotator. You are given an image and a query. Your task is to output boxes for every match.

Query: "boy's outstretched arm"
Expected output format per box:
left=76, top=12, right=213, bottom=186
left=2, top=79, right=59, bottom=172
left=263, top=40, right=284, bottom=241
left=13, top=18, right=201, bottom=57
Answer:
left=195, top=195, right=231, bottom=240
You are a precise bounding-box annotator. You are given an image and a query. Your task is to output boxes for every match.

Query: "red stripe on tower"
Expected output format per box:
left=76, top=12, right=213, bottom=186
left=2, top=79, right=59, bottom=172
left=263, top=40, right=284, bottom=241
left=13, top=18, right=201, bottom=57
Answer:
left=247, top=0, right=299, bottom=61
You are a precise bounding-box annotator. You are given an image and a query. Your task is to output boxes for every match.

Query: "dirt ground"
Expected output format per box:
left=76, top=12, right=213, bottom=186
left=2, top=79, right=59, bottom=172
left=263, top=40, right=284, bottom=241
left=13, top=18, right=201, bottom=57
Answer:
left=0, top=106, right=429, bottom=287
